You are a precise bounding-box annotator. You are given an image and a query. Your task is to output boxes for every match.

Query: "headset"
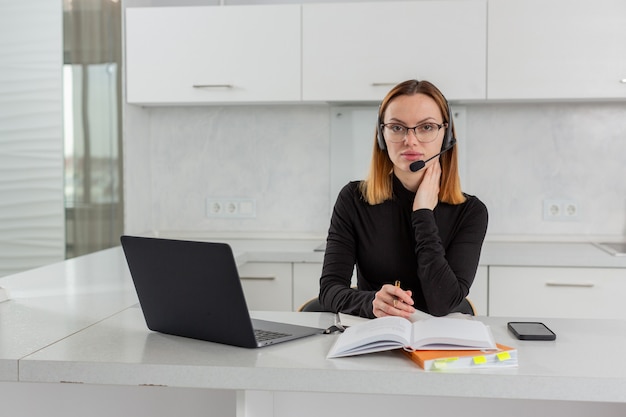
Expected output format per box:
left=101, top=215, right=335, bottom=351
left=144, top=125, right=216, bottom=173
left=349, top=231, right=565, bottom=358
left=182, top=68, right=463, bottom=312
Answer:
left=376, top=100, right=457, bottom=153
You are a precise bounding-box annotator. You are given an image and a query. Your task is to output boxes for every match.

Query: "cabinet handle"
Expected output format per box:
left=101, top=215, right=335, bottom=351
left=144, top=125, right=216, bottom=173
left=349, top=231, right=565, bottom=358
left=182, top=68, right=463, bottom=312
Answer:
left=240, top=275, right=276, bottom=281
left=371, top=82, right=398, bottom=87
left=545, top=282, right=594, bottom=288
left=620, top=79, right=626, bottom=84
left=192, top=84, right=233, bottom=89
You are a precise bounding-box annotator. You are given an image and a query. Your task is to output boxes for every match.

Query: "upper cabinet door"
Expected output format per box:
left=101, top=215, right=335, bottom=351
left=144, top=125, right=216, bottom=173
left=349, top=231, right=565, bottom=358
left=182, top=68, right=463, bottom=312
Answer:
left=126, top=5, right=301, bottom=105
left=488, top=0, right=626, bottom=100
left=302, top=1, right=487, bottom=102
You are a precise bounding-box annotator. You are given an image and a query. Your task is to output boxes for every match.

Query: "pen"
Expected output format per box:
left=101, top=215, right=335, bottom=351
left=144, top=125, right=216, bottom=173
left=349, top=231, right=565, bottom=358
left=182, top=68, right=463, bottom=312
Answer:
left=393, top=280, right=401, bottom=307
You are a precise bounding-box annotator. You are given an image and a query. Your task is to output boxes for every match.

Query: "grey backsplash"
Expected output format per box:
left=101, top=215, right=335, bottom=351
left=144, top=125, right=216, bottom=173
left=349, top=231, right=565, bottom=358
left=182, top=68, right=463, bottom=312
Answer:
left=124, top=102, right=626, bottom=240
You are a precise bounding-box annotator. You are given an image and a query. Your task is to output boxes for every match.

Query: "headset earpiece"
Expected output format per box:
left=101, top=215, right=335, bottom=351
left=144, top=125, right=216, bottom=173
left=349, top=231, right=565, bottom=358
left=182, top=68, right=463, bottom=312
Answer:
left=441, top=102, right=457, bottom=151
left=376, top=105, right=386, bottom=150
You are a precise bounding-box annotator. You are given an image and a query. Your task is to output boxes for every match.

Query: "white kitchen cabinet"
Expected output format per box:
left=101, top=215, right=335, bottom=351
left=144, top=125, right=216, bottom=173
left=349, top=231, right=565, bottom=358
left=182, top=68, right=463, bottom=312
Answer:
left=468, top=266, right=488, bottom=316
left=238, top=262, right=292, bottom=311
left=293, top=262, right=323, bottom=311
left=125, top=5, right=301, bottom=105
left=302, top=1, right=487, bottom=102
left=488, top=0, right=626, bottom=99
left=489, top=266, right=626, bottom=319
left=294, top=262, right=485, bottom=315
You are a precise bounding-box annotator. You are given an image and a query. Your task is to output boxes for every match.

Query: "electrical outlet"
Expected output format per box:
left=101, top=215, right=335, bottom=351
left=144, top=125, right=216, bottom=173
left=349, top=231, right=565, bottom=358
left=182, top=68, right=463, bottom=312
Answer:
left=543, top=199, right=579, bottom=222
left=563, top=202, right=578, bottom=218
left=207, top=200, right=223, bottom=216
left=206, top=198, right=256, bottom=218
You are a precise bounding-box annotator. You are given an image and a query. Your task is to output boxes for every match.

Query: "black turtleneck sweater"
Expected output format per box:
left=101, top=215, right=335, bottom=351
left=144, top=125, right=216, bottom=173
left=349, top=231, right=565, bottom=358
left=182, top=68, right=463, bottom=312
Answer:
left=319, top=175, right=488, bottom=318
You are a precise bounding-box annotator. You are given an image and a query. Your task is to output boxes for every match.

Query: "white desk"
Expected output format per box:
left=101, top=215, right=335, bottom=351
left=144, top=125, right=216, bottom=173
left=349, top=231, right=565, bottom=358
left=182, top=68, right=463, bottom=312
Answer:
left=0, top=248, right=138, bottom=381
left=16, top=309, right=626, bottom=402
left=1, top=247, right=626, bottom=417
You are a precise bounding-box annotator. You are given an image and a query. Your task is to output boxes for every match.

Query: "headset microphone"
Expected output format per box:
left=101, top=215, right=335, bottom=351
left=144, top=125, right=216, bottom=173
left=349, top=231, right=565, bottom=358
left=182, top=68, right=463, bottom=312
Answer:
left=409, top=140, right=456, bottom=172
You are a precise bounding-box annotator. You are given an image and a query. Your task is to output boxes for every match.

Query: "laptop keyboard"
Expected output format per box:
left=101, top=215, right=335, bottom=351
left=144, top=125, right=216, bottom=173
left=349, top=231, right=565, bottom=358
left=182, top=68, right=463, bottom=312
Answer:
left=254, top=328, right=291, bottom=342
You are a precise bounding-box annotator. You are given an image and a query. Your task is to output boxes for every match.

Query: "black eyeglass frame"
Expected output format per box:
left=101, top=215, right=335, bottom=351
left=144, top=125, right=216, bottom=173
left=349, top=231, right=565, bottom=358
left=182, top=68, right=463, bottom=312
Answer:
left=380, top=122, right=447, bottom=143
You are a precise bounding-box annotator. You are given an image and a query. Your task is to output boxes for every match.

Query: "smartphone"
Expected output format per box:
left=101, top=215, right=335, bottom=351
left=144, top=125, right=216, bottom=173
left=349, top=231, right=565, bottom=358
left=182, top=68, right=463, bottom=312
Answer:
left=507, top=321, right=556, bottom=341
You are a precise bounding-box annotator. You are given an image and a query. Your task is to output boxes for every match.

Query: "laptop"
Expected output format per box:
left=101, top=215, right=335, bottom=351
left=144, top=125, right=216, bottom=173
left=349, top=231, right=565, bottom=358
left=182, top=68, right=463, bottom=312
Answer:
left=120, top=235, right=323, bottom=348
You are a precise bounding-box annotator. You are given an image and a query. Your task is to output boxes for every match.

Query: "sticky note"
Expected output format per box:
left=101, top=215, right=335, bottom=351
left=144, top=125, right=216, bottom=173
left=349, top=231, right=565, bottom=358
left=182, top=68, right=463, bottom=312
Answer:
left=496, top=351, right=511, bottom=361
left=473, top=356, right=487, bottom=365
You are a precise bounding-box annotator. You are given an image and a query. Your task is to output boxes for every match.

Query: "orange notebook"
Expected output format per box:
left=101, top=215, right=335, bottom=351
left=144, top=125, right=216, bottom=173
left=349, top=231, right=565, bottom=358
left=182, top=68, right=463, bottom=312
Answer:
left=403, top=343, right=517, bottom=371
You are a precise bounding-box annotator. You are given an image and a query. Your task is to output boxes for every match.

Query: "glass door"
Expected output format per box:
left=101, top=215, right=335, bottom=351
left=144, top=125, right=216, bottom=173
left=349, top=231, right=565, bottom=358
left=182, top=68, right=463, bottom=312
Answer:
left=63, top=0, right=123, bottom=258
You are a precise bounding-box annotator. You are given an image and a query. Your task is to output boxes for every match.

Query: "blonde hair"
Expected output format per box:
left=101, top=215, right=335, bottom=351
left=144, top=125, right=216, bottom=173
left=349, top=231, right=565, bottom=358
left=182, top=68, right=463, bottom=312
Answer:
left=360, top=80, right=465, bottom=205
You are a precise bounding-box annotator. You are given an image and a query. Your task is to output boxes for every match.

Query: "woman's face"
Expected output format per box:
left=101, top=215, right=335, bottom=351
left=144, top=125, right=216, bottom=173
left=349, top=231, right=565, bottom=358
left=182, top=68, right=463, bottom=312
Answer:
left=382, top=93, right=445, bottom=174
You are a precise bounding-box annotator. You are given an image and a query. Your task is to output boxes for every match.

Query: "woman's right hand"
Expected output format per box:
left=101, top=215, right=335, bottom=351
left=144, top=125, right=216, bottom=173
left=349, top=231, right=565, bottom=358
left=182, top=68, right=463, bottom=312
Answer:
left=372, top=284, right=415, bottom=319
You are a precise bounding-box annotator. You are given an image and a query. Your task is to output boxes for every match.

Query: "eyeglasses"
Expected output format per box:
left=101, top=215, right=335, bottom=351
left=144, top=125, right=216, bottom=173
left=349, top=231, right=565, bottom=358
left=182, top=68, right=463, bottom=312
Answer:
left=381, top=122, right=447, bottom=143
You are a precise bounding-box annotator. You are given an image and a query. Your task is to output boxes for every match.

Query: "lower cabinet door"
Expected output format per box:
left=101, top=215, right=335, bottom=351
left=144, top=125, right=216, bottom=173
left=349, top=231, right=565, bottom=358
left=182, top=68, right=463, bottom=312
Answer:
left=238, top=262, right=292, bottom=311
left=468, top=266, right=488, bottom=316
left=489, top=266, right=626, bottom=319
left=293, top=263, right=323, bottom=312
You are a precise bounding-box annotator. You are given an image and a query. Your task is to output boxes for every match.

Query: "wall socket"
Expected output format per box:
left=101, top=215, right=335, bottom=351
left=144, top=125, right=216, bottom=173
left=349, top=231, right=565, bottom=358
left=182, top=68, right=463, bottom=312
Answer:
left=206, top=198, right=256, bottom=218
left=543, top=199, right=579, bottom=222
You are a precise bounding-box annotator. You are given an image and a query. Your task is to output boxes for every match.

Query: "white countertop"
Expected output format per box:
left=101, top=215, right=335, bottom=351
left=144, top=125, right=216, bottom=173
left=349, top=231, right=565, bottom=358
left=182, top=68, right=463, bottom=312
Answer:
left=159, top=235, right=626, bottom=268
left=480, top=241, right=626, bottom=268
left=0, top=246, right=625, bottom=403
left=16, top=309, right=626, bottom=403
left=0, top=248, right=138, bottom=381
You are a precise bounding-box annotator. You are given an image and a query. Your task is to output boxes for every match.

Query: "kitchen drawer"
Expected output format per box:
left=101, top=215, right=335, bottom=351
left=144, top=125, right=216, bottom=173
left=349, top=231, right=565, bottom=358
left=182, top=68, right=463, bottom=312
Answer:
left=489, top=266, right=626, bottom=319
left=238, top=262, right=292, bottom=312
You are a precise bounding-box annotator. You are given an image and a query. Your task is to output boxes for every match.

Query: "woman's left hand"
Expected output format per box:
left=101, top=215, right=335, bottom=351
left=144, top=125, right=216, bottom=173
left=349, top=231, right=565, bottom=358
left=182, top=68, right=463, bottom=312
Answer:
left=413, top=161, right=441, bottom=211
left=372, top=284, right=415, bottom=319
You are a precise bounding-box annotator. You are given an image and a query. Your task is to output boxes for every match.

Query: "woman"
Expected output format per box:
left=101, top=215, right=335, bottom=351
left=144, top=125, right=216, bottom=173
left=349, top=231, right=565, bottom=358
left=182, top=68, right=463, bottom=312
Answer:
left=319, top=80, right=488, bottom=318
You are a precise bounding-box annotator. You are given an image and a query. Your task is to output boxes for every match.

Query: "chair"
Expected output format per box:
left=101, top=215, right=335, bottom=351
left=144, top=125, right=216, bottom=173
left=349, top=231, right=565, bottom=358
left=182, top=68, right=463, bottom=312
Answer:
left=297, top=297, right=326, bottom=312
left=298, top=296, right=476, bottom=316
left=451, top=297, right=477, bottom=316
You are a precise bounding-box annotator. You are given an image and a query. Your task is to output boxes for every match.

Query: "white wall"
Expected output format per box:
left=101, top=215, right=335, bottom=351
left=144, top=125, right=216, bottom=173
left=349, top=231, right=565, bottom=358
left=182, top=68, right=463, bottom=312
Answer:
left=466, top=102, right=626, bottom=239
left=0, top=0, right=64, bottom=277
left=125, top=105, right=330, bottom=236
left=123, top=101, right=626, bottom=241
